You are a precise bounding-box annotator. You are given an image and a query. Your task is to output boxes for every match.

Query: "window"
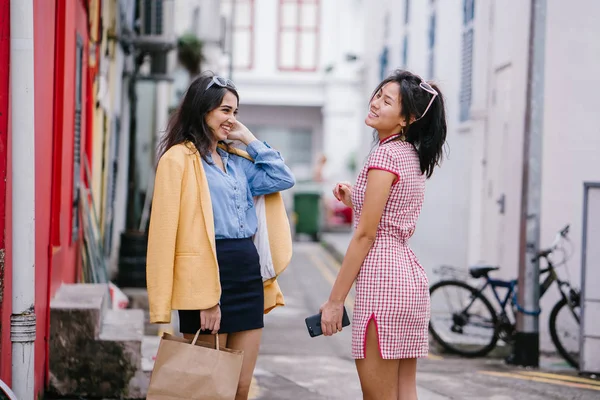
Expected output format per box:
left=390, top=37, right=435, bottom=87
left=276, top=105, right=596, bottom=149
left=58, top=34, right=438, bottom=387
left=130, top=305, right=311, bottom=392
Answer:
left=72, top=35, right=84, bottom=243
left=234, top=0, right=254, bottom=70
left=463, top=0, right=475, bottom=24
left=141, top=0, right=163, bottom=35
left=248, top=125, right=313, bottom=168
left=379, top=46, right=389, bottom=80
left=402, top=34, right=409, bottom=67
left=222, top=0, right=255, bottom=70
left=381, top=11, right=390, bottom=78
left=459, top=0, right=475, bottom=121
left=402, top=0, right=410, bottom=68
left=427, top=12, right=436, bottom=79
left=278, top=0, right=320, bottom=71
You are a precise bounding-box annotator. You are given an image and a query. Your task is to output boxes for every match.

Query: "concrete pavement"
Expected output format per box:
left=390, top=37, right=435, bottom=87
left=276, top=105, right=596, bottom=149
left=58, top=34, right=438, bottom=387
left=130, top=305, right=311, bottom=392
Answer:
left=249, top=241, right=600, bottom=399
left=252, top=242, right=448, bottom=399
left=138, top=238, right=599, bottom=399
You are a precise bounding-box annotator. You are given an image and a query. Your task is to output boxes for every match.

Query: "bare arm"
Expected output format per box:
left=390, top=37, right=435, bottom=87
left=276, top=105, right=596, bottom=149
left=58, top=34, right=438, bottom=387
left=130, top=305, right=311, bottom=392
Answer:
left=320, top=169, right=396, bottom=336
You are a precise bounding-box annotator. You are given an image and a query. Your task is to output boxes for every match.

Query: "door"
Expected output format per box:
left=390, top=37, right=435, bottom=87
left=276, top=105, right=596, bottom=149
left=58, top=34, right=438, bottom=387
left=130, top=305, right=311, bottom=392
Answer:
left=481, top=66, right=512, bottom=271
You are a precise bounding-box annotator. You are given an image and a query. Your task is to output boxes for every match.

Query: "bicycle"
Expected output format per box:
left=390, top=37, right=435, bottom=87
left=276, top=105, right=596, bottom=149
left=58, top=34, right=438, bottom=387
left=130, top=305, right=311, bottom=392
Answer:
left=428, top=225, right=581, bottom=368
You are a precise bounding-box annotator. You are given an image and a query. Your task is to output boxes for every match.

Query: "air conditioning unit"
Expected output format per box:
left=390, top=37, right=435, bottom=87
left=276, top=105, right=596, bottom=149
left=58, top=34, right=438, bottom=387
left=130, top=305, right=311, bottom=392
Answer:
left=134, top=0, right=176, bottom=76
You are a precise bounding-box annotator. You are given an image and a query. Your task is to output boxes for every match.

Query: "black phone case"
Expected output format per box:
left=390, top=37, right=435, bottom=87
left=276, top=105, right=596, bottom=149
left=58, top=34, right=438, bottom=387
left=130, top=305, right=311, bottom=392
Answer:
left=305, top=307, right=351, bottom=337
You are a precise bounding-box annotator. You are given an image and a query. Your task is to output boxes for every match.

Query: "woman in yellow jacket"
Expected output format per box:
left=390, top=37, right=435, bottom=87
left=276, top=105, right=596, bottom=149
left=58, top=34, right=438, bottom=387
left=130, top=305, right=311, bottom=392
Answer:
left=146, top=73, right=295, bottom=399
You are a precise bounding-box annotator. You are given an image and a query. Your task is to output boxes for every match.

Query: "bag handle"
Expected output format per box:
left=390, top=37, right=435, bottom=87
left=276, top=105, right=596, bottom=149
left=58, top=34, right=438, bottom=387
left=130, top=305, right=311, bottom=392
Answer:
left=192, top=329, right=219, bottom=350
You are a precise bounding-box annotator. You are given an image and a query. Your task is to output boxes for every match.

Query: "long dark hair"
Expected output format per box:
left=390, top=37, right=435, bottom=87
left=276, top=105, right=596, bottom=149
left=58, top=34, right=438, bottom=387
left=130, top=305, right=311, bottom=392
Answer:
left=371, top=69, right=447, bottom=178
left=158, top=72, right=239, bottom=161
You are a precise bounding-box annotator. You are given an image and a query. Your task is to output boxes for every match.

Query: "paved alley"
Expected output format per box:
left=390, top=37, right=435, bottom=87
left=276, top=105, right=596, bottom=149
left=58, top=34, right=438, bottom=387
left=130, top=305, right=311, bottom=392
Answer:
left=248, top=242, right=600, bottom=400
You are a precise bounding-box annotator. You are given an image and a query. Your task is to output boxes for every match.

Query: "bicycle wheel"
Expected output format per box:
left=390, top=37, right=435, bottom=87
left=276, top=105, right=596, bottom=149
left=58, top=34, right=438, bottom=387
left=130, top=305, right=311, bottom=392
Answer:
left=429, top=280, right=499, bottom=357
left=549, top=297, right=580, bottom=369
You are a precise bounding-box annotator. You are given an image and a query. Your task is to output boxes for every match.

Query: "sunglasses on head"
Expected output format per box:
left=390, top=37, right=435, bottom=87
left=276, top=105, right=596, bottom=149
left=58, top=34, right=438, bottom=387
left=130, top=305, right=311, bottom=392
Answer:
left=205, top=76, right=237, bottom=91
left=415, top=80, right=438, bottom=121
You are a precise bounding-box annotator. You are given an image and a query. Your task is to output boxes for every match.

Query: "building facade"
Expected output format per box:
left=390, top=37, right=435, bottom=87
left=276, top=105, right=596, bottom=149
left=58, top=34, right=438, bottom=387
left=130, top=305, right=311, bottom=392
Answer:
left=361, top=0, right=600, bottom=356
left=1, top=0, right=103, bottom=396
left=221, top=0, right=366, bottom=192
left=357, top=0, right=472, bottom=291
left=469, top=0, right=600, bottom=354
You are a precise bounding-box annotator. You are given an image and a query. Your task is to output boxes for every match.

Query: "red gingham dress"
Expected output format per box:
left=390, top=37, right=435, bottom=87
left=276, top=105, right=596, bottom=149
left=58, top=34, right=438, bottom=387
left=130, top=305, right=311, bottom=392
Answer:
left=351, top=135, right=430, bottom=359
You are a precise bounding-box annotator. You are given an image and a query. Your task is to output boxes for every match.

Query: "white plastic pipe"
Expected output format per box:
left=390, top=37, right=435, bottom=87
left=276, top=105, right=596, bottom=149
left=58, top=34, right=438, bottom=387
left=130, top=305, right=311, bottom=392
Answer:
left=10, top=0, right=36, bottom=398
left=0, top=378, right=18, bottom=400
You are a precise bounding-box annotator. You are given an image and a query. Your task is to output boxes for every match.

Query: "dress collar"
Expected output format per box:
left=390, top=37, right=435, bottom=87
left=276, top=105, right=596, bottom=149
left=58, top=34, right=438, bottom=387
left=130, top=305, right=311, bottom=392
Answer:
left=379, top=133, right=403, bottom=145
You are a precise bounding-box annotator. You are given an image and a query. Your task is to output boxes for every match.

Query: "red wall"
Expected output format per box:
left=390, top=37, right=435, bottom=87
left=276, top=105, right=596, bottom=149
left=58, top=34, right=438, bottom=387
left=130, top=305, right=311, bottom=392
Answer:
left=33, top=0, right=57, bottom=393
left=50, top=0, right=88, bottom=297
left=0, top=0, right=10, bottom=385
left=1, top=0, right=88, bottom=393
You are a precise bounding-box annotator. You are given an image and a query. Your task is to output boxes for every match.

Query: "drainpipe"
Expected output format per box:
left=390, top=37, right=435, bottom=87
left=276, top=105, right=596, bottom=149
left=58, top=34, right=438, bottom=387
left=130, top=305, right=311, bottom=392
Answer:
left=10, top=0, right=36, bottom=398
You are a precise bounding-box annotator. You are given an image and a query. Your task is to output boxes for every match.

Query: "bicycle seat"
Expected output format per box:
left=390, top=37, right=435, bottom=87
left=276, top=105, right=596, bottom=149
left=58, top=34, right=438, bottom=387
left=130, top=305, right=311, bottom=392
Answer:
left=469, top=265, right=499, bottom=278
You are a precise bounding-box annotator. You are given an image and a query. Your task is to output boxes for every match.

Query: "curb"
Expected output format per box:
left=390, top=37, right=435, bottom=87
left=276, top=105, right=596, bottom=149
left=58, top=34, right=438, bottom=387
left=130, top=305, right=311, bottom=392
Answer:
left=320, top=239, right=345, bottom=264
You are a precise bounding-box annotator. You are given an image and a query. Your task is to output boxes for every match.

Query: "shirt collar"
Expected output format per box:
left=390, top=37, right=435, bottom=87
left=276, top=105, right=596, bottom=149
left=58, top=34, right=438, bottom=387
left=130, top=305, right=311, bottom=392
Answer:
left=216, top=147, right=229, bottom=158
left=207, top=147, right=229, bottom=161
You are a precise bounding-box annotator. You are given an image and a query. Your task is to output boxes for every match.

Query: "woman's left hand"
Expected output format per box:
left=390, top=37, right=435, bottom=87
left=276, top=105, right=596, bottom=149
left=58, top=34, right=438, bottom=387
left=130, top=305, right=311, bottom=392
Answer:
left=228, top=120, right=256, bottom=144
left=319, top=299, right=345, bottom=336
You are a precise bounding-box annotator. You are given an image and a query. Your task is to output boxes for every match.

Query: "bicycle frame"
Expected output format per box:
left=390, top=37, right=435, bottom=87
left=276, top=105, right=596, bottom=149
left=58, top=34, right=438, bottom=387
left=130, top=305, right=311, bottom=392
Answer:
left=541, top=260, right=580, bottom=323
left=466, top=258, right=568, bottom=319
left=455, top=277, right=517, bottom=323
left=483, top=278, right=517, bottom=313
left=448, top=225, right=578, bottom=324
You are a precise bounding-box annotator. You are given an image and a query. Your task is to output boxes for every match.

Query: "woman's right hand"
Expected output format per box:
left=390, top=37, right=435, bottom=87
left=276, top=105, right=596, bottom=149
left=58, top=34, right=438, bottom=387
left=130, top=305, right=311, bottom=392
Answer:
left=333, top=182, right=353, bottom=208
left=200, top=304, right=221, bottom=334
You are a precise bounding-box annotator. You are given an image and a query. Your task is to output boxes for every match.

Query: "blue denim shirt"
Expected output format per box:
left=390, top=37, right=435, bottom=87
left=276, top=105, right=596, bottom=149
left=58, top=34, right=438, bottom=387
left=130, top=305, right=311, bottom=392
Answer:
left=203, top=140, right=295, bottom=239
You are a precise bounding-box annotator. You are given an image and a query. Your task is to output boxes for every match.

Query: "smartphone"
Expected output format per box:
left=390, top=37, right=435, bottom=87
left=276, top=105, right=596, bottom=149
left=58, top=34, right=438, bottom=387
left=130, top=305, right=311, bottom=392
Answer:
left=305, top=307, right=351, bottom=337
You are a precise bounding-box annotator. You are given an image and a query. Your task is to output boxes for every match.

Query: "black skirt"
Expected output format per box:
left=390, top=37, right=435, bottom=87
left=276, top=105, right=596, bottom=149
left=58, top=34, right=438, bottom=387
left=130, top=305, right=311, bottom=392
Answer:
left=178, top=238, right=264, bottom=334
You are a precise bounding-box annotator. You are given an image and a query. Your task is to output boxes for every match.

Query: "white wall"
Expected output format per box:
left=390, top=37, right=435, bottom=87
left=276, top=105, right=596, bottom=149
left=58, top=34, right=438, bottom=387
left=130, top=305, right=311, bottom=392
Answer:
left=238, top=104, right=322, bottom=139
left=356, top=0, right=470, bottom=277
left=171, top=0, right=225, bottom=107
left=538, top=0, right=600, bottom=352
left=352, top=0, right=600, bottom=358
left=469, top=0, right=600, bottom=353
left=475, top=0, right=531, bottom=281
left=173, top=0, right=223, bottom=70
left=466, top=0, right=493, bottom=266
left=320, top=0, right=366, bottom=185
left=409, top=0, right=471, bottom=277
left=357, top=0, right=387, bottom=160
left=239, top=104, right=322, bottom=178
left=227, top=0, right=364, bottom=184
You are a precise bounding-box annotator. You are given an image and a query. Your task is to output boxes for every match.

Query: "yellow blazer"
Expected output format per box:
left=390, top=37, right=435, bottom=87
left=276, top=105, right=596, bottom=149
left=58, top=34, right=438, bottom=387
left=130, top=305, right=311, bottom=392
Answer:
left=146, top=142, right=293, bottom=324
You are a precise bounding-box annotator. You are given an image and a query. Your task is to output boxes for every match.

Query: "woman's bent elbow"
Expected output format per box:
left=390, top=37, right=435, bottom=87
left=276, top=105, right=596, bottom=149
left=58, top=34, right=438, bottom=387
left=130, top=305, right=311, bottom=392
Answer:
left=355, top=230, right=376, bottom=244
left=282, top=174, right=295, bottom=190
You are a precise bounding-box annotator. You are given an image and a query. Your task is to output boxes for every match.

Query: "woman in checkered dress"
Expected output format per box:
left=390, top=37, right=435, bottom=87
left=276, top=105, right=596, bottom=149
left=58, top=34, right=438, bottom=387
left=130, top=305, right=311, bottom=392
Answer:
left=320, top=70, right=447, bottom=400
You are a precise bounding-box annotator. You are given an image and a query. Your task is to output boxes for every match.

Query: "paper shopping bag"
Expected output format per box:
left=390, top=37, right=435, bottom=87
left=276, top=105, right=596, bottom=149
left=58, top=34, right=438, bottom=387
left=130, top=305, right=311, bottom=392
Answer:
left=147, top=331, right=244, bottom=400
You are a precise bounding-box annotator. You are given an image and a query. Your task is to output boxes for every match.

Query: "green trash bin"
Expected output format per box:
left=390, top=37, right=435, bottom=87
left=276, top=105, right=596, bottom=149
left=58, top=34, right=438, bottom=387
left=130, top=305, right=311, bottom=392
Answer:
left=293, top=189, right=322, bottom=242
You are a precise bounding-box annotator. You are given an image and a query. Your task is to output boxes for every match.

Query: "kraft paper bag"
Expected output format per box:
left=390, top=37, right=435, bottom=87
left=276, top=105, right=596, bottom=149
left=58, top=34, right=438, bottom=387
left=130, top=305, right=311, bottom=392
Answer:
left=147, top=331, right=244, bottom=400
